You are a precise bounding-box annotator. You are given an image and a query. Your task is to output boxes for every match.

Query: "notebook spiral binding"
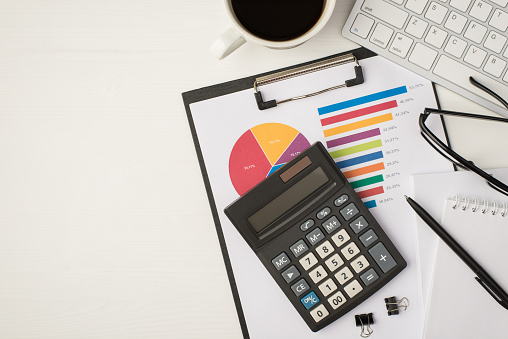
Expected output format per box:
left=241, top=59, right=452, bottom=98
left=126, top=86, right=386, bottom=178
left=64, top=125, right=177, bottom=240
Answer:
left=451, top=195, right=507, bottom=217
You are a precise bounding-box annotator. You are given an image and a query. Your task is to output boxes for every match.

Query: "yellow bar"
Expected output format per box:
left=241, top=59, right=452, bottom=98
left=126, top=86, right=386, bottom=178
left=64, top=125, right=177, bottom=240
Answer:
left=323, top=113, right=393, bottom=137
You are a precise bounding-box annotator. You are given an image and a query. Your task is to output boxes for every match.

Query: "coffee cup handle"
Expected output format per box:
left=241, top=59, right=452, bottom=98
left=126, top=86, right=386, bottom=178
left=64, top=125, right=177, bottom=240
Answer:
left=210, top=27, right=246, bottom=60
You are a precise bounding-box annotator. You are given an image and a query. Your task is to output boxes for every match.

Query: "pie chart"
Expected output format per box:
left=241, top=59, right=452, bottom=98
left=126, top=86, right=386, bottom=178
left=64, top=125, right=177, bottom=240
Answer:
left=229, top=123, right=311, bottom=195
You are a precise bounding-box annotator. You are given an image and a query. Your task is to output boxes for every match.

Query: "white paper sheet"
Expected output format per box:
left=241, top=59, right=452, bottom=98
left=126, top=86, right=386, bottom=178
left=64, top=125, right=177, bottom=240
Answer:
left=190, top=56, right=451, bottom=338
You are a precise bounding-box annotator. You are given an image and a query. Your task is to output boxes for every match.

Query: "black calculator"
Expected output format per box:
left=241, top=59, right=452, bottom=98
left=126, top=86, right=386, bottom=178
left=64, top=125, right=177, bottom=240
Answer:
left=224, top=142, right=406, bottom=332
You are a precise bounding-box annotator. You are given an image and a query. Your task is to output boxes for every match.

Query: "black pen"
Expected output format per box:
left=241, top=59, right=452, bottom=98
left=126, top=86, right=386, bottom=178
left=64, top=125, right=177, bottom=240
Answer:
left=405, top=195, right=508, bottom=310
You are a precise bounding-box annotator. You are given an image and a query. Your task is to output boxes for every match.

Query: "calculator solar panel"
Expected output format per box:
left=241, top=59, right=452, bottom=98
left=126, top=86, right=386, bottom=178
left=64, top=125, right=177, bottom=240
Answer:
left=224, top=142, right=406, bottom=332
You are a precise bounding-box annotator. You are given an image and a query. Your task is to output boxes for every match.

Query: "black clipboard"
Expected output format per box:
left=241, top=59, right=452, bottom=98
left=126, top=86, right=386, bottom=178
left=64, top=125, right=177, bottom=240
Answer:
left=182, top=47, right=449, bottom=338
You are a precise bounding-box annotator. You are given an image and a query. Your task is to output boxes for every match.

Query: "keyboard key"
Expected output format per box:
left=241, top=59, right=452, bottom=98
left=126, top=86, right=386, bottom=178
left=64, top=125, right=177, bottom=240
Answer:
left=444, top=35, right=468, bottom=58
left=281, top=265, right=300, bottom=283
left=409, top=43, right=439, bottom=70
left=351, top=255, right=371, bottom=273
left=301, top=291, right=320, bottom=309
left=331, top=229, right=350, bottom=248
left=316, top=240, right=335, bottom=259
left=350, top=13, right=374, bottom=39
left=299, top=252, right=318, bottom=271
left=360, top=268, right=380, bottom=286
left=309, top=304, right=329, bottom=322
left=464, top=45, right=487, bottom=67
left=444, top=11, right=468, bottom=33
left=484, top=55, right=507, bottom=77
left=391, top=0, right=404, bottom=4
left=425, top=1, right=448, bottom=24
left=464, top=21, right=487, bottom=43
left=325, top=253, right=344, bottom=272
left=370, top=23, right=394, bottom=48
left=389, top=32, right=414, bottom=58
left=349, top=216, right=369, bottom=234
left=291, top=278, right=310, bottom=296
left=309, top=265, right=328, bottom=283
left=362, top=0, right=409, bottom=29
left=341, top=242, right=361, bottom=260
left=334, top=194, right=349, bottom=207
left=344, top=279, right=364, bottom=298
left=484, top=30, right=507, bottom=54
left=306, top=227, right=325, bottom=245
left=322, top=216, right=341, bottom=234
left=328, top=291, right=347, bottom=309
left=340, top=203, right=360, bottom=221
left=318, top=278, right=338, bottom=297
left=300, top=219, right=314, bottom=231
left=490, top=0, right=507, bottom=6
left=359, top=229, right=379, bottom=247
left=316, top=207, right=331, bottom=220
left=405, top=15, right=429, bottom=38
left=490, top=9, right=508, bottom=32
left=450, top=0, right=473, bottom=12
left=424, top=25, right=448, bottom=48
left=272, top=252, right=291, bottom=270
left=290, top=239, right=309, bottom=258
left=469, top=0, right=492, bottom=21
left=406, top=0, right=430, bottom=14
left=368, top=243, right=398, bottom=273
left=335, top=266, right=354, bottom=285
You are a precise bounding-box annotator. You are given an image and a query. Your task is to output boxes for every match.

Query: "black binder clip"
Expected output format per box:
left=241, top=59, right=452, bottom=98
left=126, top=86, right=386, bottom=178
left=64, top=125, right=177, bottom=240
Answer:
left=384, top=296, right=409, bottom=315
left=355, top=313, right=374, bottom=338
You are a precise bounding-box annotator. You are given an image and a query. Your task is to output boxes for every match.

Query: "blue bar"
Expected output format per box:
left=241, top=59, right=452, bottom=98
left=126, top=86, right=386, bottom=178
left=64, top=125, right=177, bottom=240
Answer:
left=335, top=151, right=384, bottom=169
left=364, top=200, right=377, bottom=209
left=318, top=86, right=407, bottom=115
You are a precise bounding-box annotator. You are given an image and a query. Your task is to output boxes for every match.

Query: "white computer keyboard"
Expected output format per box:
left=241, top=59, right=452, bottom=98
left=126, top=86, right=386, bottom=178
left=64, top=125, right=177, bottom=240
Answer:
left=342, top=0, right=508, bottom=118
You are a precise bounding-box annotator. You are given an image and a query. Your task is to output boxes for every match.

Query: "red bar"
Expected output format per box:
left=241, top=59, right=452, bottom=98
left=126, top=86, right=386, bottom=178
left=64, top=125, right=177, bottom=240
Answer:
left=357, top=186, right=385, bottom=199
left=321, top=100, right=398, bottom=126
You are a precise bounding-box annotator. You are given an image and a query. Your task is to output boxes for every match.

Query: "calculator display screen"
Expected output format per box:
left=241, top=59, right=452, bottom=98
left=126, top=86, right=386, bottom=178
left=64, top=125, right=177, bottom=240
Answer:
left=248, top=167, right=329, bottom=233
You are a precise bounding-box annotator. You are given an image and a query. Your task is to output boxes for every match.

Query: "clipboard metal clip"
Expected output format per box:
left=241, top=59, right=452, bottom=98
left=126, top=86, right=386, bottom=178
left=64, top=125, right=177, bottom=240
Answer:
left=253, top=53, right=364, bottom=110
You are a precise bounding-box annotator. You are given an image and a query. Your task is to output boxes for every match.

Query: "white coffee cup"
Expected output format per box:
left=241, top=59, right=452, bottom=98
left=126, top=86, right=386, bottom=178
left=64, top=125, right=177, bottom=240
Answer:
left=211, top=0, right=336, bottom=60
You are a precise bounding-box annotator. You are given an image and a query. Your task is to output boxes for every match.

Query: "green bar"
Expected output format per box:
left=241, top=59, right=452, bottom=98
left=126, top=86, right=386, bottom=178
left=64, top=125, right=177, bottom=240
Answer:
left=329, top=140, right=382, bottom=158
left=350, top=174, right=384, bottom=189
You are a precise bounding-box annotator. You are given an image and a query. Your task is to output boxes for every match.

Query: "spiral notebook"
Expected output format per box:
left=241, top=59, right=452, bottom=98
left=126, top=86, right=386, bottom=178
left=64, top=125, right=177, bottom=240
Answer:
left=423, top=194, right=508, bottom=339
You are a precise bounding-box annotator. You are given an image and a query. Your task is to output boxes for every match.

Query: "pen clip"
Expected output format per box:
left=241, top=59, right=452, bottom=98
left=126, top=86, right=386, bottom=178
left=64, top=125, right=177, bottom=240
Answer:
left=475, top=277, right=508, bottom=310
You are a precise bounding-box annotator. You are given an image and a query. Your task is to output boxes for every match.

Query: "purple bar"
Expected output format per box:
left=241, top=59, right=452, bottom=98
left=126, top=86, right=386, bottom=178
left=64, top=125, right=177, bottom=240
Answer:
left=326, top=128, right=381, bottom=148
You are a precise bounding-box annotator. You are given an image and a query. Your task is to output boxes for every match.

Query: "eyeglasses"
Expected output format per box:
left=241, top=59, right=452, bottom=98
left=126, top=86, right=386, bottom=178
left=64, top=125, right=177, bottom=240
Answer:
left=419, top=77, right=508, bottom=197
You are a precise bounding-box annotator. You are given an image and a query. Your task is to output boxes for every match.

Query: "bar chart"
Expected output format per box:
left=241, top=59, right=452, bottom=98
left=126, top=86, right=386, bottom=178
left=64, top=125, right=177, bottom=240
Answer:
left=318, top=86, right=409, bottom=208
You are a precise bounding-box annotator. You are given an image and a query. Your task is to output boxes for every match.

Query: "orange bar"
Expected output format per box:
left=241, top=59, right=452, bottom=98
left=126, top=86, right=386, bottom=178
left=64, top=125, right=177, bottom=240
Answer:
left=323, top=113, right=393, bottom=137
left=342, top=162, right=385, bottom=179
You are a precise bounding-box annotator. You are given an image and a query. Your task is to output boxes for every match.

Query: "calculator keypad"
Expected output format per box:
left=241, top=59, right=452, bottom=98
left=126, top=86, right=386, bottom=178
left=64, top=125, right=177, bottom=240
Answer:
left=272, top=198, right=401, bottom=326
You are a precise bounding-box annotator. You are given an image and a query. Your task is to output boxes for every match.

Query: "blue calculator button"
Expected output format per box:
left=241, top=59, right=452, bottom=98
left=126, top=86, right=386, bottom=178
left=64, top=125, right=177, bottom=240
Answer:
left=301, top=291, right=320, bottom=309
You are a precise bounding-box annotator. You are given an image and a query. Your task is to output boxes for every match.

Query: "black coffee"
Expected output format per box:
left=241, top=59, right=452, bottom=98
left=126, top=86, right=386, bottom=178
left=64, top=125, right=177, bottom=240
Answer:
left=231, top=0, right=326, bottom=42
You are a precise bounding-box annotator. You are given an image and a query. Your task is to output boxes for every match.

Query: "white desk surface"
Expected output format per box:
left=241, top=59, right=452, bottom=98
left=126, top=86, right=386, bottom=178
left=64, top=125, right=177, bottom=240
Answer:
left=0, top=1, right=506, bottom=338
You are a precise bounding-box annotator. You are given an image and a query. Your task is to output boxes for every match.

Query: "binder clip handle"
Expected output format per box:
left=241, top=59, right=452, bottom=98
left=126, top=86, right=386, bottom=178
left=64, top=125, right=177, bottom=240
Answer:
left=355, top=313, right=374, bottom=338
left=385, top=296, right=409, bottom=315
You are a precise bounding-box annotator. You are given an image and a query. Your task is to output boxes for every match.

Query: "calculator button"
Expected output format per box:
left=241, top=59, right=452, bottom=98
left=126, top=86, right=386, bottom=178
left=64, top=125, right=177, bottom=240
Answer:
left=322, top=216, right=341, bottom=234
left=341, top=242, right=360, bottom=260
left=327, top=291, right=347, bottom=309
left=272, top=252, right=291, bottom=271
left=368, top=242, right=397, bottom=273
left=290, top=239, right=309, bottom=258
left=350, top=255, right=370, bottom=273
left=325, top=253, right=344, bottom=272
left=306, top=227, right=325, bottom=246
left=359, top=229, right=378, bottom=247
left=309, top=304, right=329, bottom=322
left=318, top=278, right=338, bottom=297
left=344, top=279, right=363, bottom=298
left=299, top=252, right=318, bottom=271
left=281, top=265, right=300, bottom=284
left=316, top=207, right=331, bottom=220
left=300, top=219, right=315, bottom=231
left=360, top=268, right=379, bottom=286
left=340, top=203, right=360, bottom=221
left=291, top=278, right=310, bottom=296
left=316, top=240, right=335, bottom=259
left=335, top=266, right=353, bottom=285
left=301, top=291, right=320, bottom=309
left=334, top=194, right=349, bottom=207
left=349, top=216, right=369, bottom=234
left=309, top=265, right=328, bottom=283
left=331, top=229, right=350, bottom=248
